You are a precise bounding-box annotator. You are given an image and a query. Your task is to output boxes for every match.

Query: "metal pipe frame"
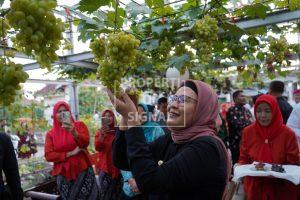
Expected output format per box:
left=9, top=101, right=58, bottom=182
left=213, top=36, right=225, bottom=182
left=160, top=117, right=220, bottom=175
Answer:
left=0, top=10, right=299, bottom=71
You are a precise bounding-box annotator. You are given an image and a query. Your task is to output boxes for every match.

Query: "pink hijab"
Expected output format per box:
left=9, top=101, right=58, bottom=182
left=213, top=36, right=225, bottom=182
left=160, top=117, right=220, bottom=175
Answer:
left=170, top=80, right=231, bottom=200
left=170, top=80, right=219, bottom=143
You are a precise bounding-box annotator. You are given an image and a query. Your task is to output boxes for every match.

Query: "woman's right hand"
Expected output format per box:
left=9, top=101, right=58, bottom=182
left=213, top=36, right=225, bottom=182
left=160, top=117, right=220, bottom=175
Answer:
left=66, top=147, right=81, bottom=158
left=106, top=89, right=139, bottom=127
left=128, top=178, right=140, bottom=193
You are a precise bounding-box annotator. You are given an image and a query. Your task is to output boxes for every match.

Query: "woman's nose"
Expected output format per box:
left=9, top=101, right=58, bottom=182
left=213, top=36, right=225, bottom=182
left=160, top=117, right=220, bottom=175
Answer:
left=261, top=112, right=267, bottom=117
left=168, top=101, right=179, bottom=110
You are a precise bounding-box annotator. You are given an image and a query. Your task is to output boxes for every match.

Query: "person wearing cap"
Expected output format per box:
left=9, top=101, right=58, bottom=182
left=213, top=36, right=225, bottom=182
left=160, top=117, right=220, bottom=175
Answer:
left=293, top=89, right=300, bottom=105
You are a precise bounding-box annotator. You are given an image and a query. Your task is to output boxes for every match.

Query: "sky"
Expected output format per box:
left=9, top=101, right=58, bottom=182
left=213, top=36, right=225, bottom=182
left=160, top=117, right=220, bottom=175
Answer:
left=2, top=0, right=300, bottom=96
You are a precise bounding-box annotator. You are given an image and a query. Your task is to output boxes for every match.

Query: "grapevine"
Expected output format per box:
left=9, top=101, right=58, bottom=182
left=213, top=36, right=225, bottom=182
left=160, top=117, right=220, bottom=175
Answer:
left=192, top=15, right=219, bottom=65
left=0, top=57, right=29, bottom=106
left=6, top=0, right=65, bottom=70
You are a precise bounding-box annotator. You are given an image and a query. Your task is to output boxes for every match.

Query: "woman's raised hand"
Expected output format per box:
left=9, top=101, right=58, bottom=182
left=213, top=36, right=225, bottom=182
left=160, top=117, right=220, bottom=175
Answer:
left=106, top=89, right=140, bottom=127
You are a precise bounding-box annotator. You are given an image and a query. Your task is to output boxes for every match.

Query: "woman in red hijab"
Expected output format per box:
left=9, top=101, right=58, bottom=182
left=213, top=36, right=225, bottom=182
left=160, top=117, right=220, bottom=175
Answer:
left=44, top=101, right=99, bottom=200
left=94, top=109, right=122, bottom=200
left=238, top=94, right=299, bottom=200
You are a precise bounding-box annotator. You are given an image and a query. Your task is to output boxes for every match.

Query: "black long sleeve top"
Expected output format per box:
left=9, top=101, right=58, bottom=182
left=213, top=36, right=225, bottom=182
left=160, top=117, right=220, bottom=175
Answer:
left=276, top=96, right=293, bottom=124
left=113, top=127, right=227, bottom=200
left=0, top=132, right=23, bottom=200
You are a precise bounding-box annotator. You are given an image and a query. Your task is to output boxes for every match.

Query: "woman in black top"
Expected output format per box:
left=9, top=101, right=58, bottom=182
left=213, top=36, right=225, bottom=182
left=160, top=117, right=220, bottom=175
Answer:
left=0, top=132, right=23, bottom=200
left=108, top=80, right=230, bottom=200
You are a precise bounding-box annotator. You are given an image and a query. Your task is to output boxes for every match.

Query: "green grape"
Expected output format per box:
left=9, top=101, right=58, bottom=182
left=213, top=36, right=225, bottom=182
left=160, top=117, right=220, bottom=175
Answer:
left=7, top=0, right=65, bottom=70
left=0, top=58, right=29, bottom=106
left=192, top=15, right=218, bottom=65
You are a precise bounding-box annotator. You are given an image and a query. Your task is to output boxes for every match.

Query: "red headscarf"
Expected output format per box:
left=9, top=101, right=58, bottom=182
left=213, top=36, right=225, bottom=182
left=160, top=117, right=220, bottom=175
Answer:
left=254, top=94, right=284, bottom=163
left=170, top=80, right=231, bottom=200
left=100, top=109, right=117, bottom=134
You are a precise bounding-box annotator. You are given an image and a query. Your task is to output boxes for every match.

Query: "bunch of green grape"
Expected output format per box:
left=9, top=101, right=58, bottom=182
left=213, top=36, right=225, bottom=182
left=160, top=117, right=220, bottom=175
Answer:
left=6, top=0, right=65, bottom=70
left=90, top=37, right=106, bottom=63
left=135, top=50, right=149, bottom=67
left=0, top=58, right=29, bottom=106
left=175, top=43, right=186, bottom=56
left=268, top=37, right=288, bottom=64
left=91, top=32, right=140, bottom=92
left=157, top=38, right=172, bottom=60
left=192, top=15, right=218, bottom=64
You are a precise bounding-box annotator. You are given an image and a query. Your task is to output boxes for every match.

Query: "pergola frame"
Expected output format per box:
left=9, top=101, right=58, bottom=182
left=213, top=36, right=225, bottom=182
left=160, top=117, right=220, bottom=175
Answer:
left=0, top=9, right=299, bottom=71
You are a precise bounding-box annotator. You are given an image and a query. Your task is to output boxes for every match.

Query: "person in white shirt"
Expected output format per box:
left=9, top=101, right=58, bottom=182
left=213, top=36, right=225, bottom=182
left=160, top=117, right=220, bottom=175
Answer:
left=287, top=103, right=300, bottom=148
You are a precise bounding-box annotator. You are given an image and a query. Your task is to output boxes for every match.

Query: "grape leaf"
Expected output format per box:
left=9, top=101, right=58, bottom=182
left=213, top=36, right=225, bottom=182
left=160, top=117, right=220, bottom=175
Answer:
left=289, top=0, right=300, bottom=10
left=78, top=0, right=111, bottom=13
left=146, top=0, right=164, bottom=8
left=247, top=36, right=259, bottom=46
left=151, top=23, right=171, bottom=35
left=0, top=0, right=4, bottom=7
left=247, top=27, right=267, bottom=35
left=256, top=52, right=265, bottom=61
left=106, top=9, right=125, bottom=28
left=126, top=2, right=150, bottom=18
left=168, top=54, right=190, bottom=71
left=243, top=3, right=270, bottom=19
left=221, top=22, right=246, bottom=38
left=140, top=39, right=159, bottom=51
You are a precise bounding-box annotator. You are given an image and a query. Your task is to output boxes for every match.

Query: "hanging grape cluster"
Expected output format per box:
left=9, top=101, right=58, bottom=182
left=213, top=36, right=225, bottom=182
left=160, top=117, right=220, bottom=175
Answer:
left=135, top=51, right=150, bottom=67
left=192, top=15, right=219, bottom=65
left=267, top=37, right=289, bottom=65
left=6, top=0, right=65, bottom=70
left=90, top=32, right=140, bottom=92
left=151, top=38, right=172, bottom=62
left=0, top=58, right=29, bottom=106
left=174, top=43, right=186, bottom=56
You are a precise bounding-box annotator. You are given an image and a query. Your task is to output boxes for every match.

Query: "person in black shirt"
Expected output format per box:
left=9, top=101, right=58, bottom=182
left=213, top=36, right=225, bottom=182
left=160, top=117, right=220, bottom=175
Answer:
left=269, top=80, right=293, bottom=124
left=0, top=132, right=23, bottom=200
left=107, top=80, right=230, bottom=200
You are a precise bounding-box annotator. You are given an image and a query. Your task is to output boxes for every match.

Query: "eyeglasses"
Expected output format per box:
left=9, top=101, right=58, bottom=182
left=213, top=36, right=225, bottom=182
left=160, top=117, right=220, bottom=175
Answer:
left=168, top=95, right=198, bottom=105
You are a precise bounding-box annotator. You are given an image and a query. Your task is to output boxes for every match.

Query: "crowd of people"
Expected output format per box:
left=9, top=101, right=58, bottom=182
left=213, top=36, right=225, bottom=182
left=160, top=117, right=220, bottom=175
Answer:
left=0, top=79, right=300, bottom=200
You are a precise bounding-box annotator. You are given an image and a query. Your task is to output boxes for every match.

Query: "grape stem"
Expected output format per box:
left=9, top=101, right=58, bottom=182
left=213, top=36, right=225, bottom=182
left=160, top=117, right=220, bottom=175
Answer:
left=114, top=0, right=119, bottom=32
left=1, top=17, right=6, bottom=59
left=0, top=8, right=10, bottom=17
